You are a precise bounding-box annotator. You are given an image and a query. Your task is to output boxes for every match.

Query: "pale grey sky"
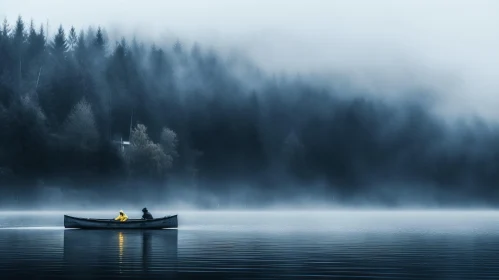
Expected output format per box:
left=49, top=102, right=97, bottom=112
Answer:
left=1, top=0, right=499, bottom=119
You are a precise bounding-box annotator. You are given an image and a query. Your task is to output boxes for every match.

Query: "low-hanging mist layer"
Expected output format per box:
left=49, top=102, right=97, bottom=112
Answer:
left=1, top=16, right=499, bottom=209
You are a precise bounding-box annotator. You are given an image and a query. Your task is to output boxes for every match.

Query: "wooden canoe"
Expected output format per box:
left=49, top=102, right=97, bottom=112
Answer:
left=64, top=214, right=178, bottom=229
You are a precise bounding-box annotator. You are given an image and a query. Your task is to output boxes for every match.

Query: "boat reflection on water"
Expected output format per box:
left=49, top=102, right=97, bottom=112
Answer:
left=63, top=229, right=178, bottom=278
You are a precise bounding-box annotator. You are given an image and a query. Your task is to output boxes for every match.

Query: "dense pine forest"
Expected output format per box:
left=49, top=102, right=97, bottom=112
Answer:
left=1, top=16, right=499, bottom=207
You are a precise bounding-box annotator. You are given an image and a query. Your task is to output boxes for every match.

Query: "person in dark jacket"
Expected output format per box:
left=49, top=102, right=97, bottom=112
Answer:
left=142, top=207, right=154, bottom=220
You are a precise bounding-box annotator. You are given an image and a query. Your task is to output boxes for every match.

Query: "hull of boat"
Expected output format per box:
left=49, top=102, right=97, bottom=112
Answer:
left=64, top=215, right=178, bottom=229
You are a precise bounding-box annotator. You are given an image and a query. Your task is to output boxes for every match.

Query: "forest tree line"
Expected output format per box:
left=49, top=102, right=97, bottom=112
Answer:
left=1, top=16, right=499, bottom=205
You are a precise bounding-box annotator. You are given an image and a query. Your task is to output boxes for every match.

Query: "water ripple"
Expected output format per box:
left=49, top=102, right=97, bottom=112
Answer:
left=0, top=211, right=499, bottom=279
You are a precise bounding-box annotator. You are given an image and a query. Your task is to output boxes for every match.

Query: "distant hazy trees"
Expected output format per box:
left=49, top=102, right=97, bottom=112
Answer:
left=124, top=124, right=178, bottom=180
left=281, top=131, right=305, bottom=175
left=160, top=127, right=179, bottom=166
left=62, top=98, right=99, bottom=151
left=2, top=15, right=499, bottom=206
left=282, top=131, right=303, bottom=162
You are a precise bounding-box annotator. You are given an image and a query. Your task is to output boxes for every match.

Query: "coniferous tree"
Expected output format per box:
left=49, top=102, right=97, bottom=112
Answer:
left=67, top=26, right=77, bottom=52
left=26, top=22, right=45, bottom=66
left=27, top=20, right=36, bottom=45
left=51, top=25, right=68, bottom=58
left=74, top=30, right=86, bottom=64
left=85, top=26, right=95, bottom=46
left=1, top=18, right=10, bottom=37
left=0, top=17, right=497, bottom=206
left=12, top=16, right=26, bottom=93
left=13, top=16, right=26, bottom=46
left=37, top=24, right=46, bottom=49
left=173, top=39, right=182, bottom=54
left=0, top=19, right=12, bottom=77
left=93, top=26, right=106, bottom=55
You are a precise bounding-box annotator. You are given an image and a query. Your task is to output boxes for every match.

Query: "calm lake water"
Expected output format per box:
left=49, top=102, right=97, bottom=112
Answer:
left=0, top=210, right=499, bottom=279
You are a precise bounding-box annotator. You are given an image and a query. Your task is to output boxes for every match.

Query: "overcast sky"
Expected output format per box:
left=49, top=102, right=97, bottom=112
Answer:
left=1, top=0, right=499, bottom=119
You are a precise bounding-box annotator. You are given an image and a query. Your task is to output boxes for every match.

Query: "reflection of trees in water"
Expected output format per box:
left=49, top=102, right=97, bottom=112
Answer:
left=141, top=230, right=178, bottom=275
left=63, top=229, right=178, bottom=277
left=142, top=231, right=152, bottom=273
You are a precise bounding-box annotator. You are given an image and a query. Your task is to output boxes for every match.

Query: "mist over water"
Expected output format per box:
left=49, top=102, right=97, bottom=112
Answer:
left=2, top=1, right=499, bottom=278
left=1, top=211, right=499, bottom=279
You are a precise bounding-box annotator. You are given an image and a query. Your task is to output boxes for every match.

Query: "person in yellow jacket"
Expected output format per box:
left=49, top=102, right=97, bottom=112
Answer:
left=114, top=210, right=128, bottom=222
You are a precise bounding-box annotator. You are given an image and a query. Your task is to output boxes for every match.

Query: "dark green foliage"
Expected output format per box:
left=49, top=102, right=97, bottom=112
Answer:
left=1, top=17, right=499, bottom=205
left=51, top=25, right=68, bottom=57
left=67, top=26, right=77, bottom=51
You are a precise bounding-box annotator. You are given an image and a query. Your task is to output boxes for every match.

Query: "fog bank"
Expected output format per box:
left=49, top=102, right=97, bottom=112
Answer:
left=2, top=0, right=499, bottom=118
